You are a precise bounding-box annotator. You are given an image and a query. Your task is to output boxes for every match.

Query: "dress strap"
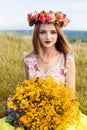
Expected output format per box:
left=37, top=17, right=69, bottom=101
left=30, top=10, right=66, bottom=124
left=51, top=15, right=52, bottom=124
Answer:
left=23, top=52, right=29, bottom=58
left=23, top=51, right=38, bottom=67
left=64, top=52, right=74, bottom=74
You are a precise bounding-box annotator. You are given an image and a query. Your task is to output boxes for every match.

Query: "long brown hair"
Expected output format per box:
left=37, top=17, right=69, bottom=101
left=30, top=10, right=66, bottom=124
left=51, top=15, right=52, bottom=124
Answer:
left=32, top=24, right=71, bottom=56
left=55, top=25, right=70, bottom=54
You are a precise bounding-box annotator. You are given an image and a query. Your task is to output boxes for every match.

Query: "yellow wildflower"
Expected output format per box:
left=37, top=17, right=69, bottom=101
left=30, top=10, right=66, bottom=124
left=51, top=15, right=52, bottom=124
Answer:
left=6, top=76, right=80, bottom=130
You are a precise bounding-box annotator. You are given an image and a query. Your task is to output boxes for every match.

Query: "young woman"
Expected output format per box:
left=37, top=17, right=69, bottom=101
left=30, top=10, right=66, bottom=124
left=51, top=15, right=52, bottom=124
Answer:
left=0, top=10, right=87, bottom=130
left=24, top=23, right=75, bottom=90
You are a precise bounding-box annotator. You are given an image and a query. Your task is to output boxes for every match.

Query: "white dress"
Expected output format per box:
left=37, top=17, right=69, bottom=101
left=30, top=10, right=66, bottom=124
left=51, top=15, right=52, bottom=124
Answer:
left=23, top=51, right=72, bottom=83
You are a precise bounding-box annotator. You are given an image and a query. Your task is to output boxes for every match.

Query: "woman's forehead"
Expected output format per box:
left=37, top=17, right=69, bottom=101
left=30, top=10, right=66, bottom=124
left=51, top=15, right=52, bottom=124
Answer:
left=40, top=24, right=56, bottom=30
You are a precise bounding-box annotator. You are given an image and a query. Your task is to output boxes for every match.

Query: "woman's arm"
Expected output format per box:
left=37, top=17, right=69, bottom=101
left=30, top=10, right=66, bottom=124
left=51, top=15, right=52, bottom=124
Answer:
left=24, top=63, right=29, bottom=80
left=66, top=58, right=76, bottom=91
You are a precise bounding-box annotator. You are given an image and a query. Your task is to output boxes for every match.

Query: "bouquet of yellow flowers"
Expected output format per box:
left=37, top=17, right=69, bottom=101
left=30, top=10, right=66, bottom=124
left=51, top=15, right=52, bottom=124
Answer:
left=6, top=76, right=80, bottom=130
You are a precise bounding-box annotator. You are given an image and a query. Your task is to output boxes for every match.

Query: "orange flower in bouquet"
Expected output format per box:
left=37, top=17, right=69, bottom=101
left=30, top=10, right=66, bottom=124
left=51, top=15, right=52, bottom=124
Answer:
left=6, top=76, right=80, bottom=130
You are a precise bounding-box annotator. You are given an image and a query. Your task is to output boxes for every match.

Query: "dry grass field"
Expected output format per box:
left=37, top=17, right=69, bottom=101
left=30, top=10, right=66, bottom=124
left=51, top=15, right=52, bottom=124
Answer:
left=0, top=33, right=87, bottom=117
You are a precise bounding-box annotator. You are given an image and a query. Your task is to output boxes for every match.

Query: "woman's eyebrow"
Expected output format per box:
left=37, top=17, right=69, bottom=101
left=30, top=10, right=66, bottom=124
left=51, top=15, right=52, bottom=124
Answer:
left=39, top=29, right=57, bottom=31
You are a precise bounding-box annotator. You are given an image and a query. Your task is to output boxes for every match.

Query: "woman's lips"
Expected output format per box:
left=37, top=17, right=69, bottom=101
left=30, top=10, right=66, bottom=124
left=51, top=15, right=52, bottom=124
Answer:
left=45, top=41, right=51, bottom=44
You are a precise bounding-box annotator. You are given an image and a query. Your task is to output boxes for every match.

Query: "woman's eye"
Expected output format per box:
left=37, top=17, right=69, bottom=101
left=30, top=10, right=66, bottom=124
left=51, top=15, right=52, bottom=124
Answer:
left=39, top=31, right=57, bottom=34
left=39, top=31, right=46, bottom=34
left=51, top=31, right=57, bottom=34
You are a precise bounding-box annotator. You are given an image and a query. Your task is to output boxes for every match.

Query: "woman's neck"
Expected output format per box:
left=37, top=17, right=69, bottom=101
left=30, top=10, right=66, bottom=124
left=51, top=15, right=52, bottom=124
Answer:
left=42, top=46, right=60, bottom=58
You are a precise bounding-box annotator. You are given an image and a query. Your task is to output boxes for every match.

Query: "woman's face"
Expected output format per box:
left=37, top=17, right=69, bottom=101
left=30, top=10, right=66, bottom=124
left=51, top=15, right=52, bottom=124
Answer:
left=39, top=24, right=58, bottom=48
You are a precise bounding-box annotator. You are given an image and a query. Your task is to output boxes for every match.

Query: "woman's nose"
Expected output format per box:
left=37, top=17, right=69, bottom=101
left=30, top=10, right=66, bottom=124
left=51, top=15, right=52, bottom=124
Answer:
left=46, top=33, right=51, bottom=39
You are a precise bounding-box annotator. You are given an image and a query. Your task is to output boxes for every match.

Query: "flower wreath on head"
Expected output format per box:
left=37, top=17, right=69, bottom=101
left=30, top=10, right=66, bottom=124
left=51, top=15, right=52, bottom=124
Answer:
left=27, top=10, right=70, bottom=27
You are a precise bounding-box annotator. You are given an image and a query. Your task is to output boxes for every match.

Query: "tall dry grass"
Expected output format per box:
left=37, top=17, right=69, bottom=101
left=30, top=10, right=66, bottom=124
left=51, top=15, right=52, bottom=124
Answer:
left=72, top=43, right=87, bottom=114
left=0, top=33, right=87, bottom=117
left=0, top=33, right=33, bottom=117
